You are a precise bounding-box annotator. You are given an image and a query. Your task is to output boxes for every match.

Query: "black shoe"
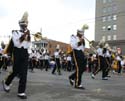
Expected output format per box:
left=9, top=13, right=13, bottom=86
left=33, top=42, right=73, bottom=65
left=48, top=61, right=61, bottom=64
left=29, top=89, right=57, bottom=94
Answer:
left=2, top=80, right=10, bottom=93
left=69, top=78, right=74, bottom=86
left=75, top=85, right=85, bottom=90
left=58, top=73, right=62, bottom=75
left=52, top=72, right=56, bottom=75
left=17, top=93, right=27, bottom=99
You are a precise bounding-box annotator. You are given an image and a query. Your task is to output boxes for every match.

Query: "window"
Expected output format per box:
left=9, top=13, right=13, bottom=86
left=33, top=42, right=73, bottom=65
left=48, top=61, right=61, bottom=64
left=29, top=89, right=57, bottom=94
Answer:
left=113, top=25, right=117, bottom=30
left=102, top=36, right=106, bottom=41
left=107, top=6, right=112, bottom=12
left=113, top=5, right=117, bottom=11
left=102, top=17, right=106, bottom=22
left=108, top=0, right=112, bottom=3
left=113, top=15, right=117, bottom=20
left=112, top=46, right=117, bottom=51
left=107, top=35, right=111, bottom=40
left=107, top=25, right=111, bottom=31
left=107, top=16, right=112, bottom=21
left=102, top=26, right=106, bottom=31
left=103, top=7, right=107, bottom=13
left=113, top=35, right=117, bottom=40
left=103, top=0, right=107, bottom=3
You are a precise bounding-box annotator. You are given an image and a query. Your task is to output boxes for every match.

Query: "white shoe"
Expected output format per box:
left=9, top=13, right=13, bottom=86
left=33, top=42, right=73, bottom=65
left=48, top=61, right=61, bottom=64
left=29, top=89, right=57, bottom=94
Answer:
left=17, top=93, right=27, bottom=99
left=18, top=93, right=26, bottom=96
left=91, top=74, right=95, bottom=79
left=75, top=84, right=85, bottom=90
left=78, top=84, right=83, bottom=87
left=69, top=78, right=74, bottom=86
left=2, top=80, right=10, bottom=92
left=102, top=77, right=108, bottom=80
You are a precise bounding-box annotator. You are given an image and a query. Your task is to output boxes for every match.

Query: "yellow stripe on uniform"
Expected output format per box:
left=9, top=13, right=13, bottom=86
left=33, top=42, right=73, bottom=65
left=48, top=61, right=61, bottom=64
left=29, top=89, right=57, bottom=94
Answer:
left=72, top=50, right=79, bottom=86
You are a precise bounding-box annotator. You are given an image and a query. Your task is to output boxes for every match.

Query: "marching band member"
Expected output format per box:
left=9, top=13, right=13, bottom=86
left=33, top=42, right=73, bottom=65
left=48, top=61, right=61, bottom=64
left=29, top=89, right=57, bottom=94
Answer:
left=66, top=54, right=72, bottom=71
left=39, top=48, right=45, bottom=70
left=61, top=54, right=67, bottom=71
left=91, top=42, right=109, bottom=80
left=69, top=29, right=86, bottom=89
left=0, top=46, right=4, bottom=73
left=116, top=54, right=122, bottom=74
left=30, top=49, right=37, bottom=72
left=2, top=12, right=31, bottom=99
left=52, top=46, right=62, bottom=75
left=104, top=45, right=112, bottom=77
left=44, top=49, right=50, bottom=71
left=121, top=57, right=125, bottom=73
left=0, top=42, right=11, bottom=71
left=88, top=53, right=94, bottom=73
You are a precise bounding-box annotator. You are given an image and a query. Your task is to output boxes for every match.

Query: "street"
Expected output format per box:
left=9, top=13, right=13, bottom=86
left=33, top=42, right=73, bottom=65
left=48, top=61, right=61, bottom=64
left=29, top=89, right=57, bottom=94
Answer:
left=0, top=68, right=125, bottom=101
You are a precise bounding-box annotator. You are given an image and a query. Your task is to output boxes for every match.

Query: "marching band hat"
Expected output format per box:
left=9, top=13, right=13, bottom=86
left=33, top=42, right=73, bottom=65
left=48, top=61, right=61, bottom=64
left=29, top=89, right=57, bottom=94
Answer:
left=104, top=43, right=109, bottom=48
left=77, top=29, right=84, bottom=35
left=19, top=11, right=28, bottom=26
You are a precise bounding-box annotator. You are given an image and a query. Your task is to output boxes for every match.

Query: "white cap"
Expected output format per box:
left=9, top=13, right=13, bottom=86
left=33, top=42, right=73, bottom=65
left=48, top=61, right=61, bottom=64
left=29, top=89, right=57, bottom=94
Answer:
left=104, top=43, right=109, bottom=48
left=77, top=29, right=84, bottom=35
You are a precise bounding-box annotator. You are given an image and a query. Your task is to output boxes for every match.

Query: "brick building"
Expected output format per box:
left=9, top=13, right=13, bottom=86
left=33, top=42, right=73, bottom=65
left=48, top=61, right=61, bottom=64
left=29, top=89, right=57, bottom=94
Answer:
left=32, top=38, right=69, bottom=55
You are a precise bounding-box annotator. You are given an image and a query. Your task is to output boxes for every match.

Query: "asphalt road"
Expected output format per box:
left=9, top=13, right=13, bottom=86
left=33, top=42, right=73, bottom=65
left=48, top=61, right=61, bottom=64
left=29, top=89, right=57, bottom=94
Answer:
left=0, top=68, right=125, bottom=101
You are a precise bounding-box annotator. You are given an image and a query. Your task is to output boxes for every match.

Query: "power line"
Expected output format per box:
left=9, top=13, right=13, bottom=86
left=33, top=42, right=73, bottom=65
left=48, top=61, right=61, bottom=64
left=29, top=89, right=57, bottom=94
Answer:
left=81, top=10, right=125, bottom=24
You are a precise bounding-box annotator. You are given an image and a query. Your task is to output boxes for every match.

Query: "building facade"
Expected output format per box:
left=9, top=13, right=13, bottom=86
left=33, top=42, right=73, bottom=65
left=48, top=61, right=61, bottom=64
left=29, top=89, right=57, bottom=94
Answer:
left=47, top=39, right=69, bottom=55
left=95, top=0, right=125, bottom=54
left=32, top=38, right=69, bottom=56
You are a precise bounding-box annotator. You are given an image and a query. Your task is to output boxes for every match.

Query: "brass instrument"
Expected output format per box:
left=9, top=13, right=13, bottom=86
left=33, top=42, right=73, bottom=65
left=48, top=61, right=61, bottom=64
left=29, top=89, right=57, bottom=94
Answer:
left=32, top=32, right=42, bottom=41
left=83, top=36, right=97, bottom=54
left=81, top=24, right=97, bottom=54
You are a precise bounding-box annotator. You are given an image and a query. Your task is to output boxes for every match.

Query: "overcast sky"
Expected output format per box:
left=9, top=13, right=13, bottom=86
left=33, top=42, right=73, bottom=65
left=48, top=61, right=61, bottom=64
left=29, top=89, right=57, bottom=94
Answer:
left=0, top=0, right=95, bottom=46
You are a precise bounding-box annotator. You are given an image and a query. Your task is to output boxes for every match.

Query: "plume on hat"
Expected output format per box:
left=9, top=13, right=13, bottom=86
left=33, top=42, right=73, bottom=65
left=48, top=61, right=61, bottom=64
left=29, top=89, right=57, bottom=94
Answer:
left=82, top=24, right=89, bottom=30
left=19, top=11, right=28, bottom=25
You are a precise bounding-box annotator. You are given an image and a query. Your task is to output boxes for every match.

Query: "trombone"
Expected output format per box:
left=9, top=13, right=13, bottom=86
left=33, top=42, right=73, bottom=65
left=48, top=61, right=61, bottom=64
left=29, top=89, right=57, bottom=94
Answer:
left=83, top=36, right=97, bottom=54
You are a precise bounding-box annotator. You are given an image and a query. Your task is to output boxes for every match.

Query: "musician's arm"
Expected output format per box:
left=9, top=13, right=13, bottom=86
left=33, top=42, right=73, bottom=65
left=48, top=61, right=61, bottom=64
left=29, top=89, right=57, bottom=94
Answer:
left=19, top=30, right=30, bottom=42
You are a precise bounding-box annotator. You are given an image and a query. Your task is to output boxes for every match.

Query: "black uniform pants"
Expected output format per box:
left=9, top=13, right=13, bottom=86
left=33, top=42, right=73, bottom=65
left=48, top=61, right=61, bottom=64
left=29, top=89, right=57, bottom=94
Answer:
left=118, top=60, right=122, bottom=74
left=105, top=57, right=111, bottom=76
left=52, top=58, right=61, bottom=74
left=5, top=47, right=29, bottom=93
left=69, top=49, right=86, bottom=86
left=44, top=60, right=49, bottom=71
left=94, top=56, right=107, bottom=78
